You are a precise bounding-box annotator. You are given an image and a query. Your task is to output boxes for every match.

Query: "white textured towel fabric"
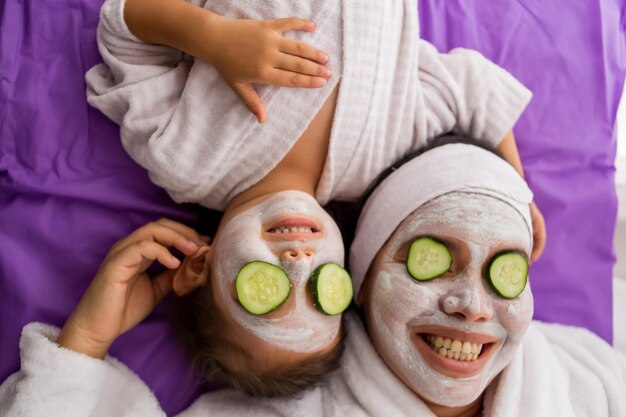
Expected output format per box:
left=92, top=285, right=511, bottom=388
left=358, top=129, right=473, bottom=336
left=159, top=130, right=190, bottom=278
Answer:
left=0, top=313, right=625, bottom=417
left=86, top=0, right=533, bottom=211
left=350, top=143, right=534, bottom=296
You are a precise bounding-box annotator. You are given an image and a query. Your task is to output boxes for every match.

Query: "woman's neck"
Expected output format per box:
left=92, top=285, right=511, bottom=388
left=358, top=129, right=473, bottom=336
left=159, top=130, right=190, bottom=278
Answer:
left=425, top=395, right=484, bottom=417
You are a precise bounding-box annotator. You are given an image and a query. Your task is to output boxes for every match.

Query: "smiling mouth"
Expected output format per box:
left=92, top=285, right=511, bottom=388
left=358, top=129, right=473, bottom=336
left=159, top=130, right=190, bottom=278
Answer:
left=268, top=225, right=316, bottom=234
left=422, top=334, right=486, bottom=362
left=411, top=330, right=498, bottom=377
left=265, top=217, right=321, bottom=237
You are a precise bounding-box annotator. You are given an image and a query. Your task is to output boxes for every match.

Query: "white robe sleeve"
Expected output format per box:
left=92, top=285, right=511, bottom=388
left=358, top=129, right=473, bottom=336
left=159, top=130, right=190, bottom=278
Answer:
left=85, top=0, right=343, bottom=210
left=85, top=0, right=228, bottom=209
left=85, top=0, right=195, bottom=124
left=417, top=40, right=532, bottom=148
left=0, top=323, right=166, bottom=417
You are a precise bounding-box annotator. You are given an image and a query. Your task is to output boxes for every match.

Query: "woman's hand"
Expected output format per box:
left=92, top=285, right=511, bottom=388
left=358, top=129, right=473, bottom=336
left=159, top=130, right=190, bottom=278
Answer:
left=199, top=16, right=332, bottom=123
left=56, top=219, right=205, bottom=359
left=530, top=201, right=546, bottom=263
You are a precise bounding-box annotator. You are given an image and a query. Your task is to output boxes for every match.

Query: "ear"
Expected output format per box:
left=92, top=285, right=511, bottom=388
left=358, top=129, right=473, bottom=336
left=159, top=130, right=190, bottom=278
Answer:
left=172, top=245, right=211, bottom=296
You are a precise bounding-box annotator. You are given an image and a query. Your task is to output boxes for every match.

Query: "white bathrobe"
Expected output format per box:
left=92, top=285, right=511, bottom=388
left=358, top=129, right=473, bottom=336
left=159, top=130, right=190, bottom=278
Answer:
left=1, top=312, right=624, bottom=417
left=86, top=0, right=532, bottom=210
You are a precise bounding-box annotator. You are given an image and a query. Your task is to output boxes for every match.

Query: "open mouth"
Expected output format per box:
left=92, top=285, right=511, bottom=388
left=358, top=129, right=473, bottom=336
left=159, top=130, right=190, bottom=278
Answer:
left=266, top=217, right=321, bottom=237
left=412, top=329, right=498, bottom=377
left=268, top=225, right=317, bottom=234
left=422, top=333, right=486, bottom=362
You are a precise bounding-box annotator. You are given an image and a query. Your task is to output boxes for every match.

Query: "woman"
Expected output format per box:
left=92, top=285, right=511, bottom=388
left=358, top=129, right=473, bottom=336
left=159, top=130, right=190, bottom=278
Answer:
left=1, top=143, right=621, bottom=416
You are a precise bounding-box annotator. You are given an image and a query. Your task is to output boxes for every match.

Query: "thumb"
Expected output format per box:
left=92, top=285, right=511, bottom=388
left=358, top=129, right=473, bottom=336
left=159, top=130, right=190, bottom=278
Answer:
left=152, top=269, right=176, bottom=306
left=229, top=81, right=267, bottom=123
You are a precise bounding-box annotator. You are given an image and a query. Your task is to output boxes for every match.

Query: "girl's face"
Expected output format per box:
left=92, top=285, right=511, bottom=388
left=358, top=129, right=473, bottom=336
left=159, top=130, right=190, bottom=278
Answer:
left=362, top=193, right=533, bottom=407
left=210, top=191, right=344, bottom=353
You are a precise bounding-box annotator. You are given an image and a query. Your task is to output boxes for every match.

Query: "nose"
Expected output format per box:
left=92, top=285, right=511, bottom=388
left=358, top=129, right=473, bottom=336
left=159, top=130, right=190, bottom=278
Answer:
left=280, top=248, right=314, bottom=261
left=440, top=280, right=493, bottom=322
left=280, top=249, right=314, bottom=289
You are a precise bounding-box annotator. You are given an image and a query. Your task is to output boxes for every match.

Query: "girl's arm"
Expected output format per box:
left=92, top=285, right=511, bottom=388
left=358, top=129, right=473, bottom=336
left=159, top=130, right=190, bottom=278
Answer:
left=497, top=131, right=547, bottom=263
left=93, top=0, right=330, bottom=123
left=417, top=40, right=545, bottom=261
left=417, top=40, right=532, bottom=149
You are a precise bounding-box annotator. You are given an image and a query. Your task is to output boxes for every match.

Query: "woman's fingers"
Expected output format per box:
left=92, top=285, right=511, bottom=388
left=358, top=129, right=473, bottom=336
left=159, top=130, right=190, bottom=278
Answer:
left=275, top=54, right=332, bottom=79
left=105, top=240, right=181, bottom=282
left=151, top=269, right=177, bottom=305
left=151, top=218, right=202, bottom=242
left=279, top=38, right=329, bottom=65
left=108, top=219, right=202, bottom=260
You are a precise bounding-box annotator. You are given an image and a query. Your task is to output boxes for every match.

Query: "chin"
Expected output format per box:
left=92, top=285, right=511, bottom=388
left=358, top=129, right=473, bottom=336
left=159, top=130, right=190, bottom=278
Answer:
left=413, top=378, right=487, bottom=408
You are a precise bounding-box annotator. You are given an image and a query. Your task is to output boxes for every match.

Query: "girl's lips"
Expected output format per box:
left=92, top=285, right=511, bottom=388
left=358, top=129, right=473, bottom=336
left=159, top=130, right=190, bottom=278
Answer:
left=410, top=326, right=499, bottom=378
left=264, top=216, right=322, bottom=241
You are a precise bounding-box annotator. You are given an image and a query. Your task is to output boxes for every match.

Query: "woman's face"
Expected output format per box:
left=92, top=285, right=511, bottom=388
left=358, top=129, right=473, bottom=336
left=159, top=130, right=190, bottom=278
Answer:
left=362, top=192, right=533, bottom=407
left=210, top=191, right=344, bottom=353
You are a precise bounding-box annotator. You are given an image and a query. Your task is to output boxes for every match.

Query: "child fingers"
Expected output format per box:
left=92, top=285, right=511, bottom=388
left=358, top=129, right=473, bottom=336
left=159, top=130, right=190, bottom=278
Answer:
left=228, top=81, right=266, bottom=123
left=275, top=17, right=316, bottom=34
left=275, top=54, right=332, bottom=79
left=269, top=68, right=327, bottom=88
left=279, top=39, right=329, bottom=64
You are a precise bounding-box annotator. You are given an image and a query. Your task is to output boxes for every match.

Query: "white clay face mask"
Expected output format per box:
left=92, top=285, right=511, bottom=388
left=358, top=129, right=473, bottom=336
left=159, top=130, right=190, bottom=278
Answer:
left=365, top=192, right=533, bottom=407
left=212, top=191, right=344, bottom=352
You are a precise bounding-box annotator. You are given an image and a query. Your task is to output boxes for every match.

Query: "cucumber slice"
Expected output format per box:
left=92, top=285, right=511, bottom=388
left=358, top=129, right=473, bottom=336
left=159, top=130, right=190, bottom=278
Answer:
left=236, top=261, right=291, bottom=315
left=406, top=237, right=452, bottom=281
left=311, top=263, right=353, bottom=315
left=486, top=251, right=528, bottom=299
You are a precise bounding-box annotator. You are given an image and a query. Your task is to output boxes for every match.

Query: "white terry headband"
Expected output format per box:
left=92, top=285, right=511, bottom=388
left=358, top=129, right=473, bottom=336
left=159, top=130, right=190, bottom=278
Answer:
left=349, top=143, right=534, bottom=298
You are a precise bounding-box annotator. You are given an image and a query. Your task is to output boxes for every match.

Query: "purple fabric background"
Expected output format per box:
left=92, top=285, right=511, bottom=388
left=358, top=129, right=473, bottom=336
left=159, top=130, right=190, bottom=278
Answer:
left=0, top=0, right=624, bottom=415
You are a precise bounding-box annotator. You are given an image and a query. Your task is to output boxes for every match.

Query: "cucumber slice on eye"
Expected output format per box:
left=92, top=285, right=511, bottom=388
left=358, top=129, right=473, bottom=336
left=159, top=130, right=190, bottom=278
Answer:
left=406, top=237, right=452, bottom=281
left=236, top=261, right=291, bottom=315
left=486, top=252, right=528, bottom=299
left=311, top=263, right=353, bottom=315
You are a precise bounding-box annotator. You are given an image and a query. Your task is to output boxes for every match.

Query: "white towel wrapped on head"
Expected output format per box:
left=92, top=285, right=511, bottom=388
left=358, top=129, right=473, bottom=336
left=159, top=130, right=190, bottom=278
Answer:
left=350, top=143, right=534, bottom=297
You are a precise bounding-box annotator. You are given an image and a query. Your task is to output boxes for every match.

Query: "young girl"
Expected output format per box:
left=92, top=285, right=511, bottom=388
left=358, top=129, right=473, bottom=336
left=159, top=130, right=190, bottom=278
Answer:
left=84, top=0, right=545, bottom=396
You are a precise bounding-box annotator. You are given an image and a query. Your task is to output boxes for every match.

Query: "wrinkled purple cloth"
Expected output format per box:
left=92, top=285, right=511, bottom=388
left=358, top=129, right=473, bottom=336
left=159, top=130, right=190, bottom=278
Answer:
left=0, top=0, right=624, bottom=415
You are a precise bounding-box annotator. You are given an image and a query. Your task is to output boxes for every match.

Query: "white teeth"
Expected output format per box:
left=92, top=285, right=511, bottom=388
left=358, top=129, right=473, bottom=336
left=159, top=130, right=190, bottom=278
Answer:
left=269, top=226, right=313, bottom=234
left=434, top=336, right=443, bottom=348
left=450, top=340, right=462, bottom=353
left=425, top=334, right=485, bottom=362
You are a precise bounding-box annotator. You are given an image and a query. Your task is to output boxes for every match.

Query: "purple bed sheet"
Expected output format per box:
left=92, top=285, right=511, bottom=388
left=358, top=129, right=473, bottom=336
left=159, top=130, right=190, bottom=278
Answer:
left=1, top=0, right=624, bottom=415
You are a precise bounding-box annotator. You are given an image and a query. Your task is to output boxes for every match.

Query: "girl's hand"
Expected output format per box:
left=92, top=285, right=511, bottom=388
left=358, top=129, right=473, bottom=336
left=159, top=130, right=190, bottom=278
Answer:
left=56, top=219, right=205, bottom=358
left=530, top=201, right=546, bottom=263
left=201, top=16, right=332, bottom=123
